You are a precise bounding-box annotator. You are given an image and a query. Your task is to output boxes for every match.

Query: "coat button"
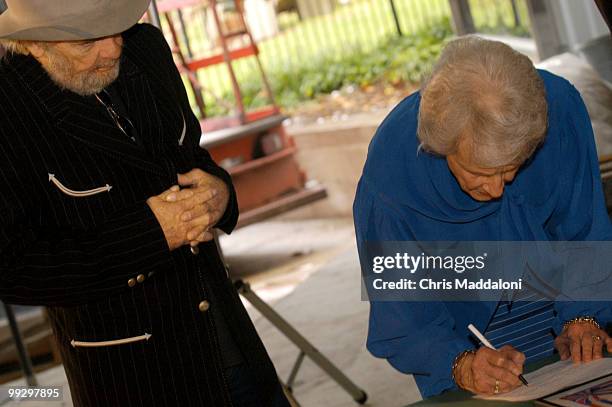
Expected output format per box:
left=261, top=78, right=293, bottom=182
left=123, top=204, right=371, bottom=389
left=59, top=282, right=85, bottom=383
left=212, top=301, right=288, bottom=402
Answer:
left=128, top=278, right=136, bottom=288
left=190, top=246, right=200, bottom=255
left=198, top=300, right=210, bottom=312
left=136, top=274, right=145, bottom=283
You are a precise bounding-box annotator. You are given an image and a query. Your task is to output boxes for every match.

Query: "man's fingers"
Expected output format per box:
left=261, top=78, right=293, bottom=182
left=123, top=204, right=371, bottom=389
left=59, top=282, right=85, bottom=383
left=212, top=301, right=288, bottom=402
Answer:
left=180, top=201, right=212, bottom=222
left=179, top=189, right=218, bottom=210
left=177, top=172, right=194, bottom=187
left=185, top=211, right=220, bottom=239
left=158, top=185, right=181, bottom=200
left=177, top=169, right=206, bottom=187
left=165, top=188, right=195, bottom=202
left=194, top=231, right=214, bottom=243
left=181, top=199, right=220, bottom=224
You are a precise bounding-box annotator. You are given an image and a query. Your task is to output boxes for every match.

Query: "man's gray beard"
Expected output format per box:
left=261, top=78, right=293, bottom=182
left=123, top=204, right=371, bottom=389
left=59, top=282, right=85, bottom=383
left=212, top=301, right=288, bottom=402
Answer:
left=43, top=49, right=120, bottom=96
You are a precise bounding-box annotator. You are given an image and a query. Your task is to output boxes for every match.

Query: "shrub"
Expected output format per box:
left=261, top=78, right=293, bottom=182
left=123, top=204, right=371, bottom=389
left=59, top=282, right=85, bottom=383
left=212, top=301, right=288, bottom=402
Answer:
left=201, top=17, right=453, bottom=117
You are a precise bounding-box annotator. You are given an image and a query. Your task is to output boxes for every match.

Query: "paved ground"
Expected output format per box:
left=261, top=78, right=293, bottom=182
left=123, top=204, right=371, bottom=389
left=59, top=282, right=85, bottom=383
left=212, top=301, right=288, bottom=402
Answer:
left=224, top=219, right=421, bottom=407
left=3, top=218, right=421, bottom=407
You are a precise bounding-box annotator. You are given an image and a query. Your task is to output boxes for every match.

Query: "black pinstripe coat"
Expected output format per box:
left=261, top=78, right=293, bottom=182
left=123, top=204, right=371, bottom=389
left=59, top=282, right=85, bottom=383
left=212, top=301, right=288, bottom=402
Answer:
left=0, top=23, right=280, bottom=406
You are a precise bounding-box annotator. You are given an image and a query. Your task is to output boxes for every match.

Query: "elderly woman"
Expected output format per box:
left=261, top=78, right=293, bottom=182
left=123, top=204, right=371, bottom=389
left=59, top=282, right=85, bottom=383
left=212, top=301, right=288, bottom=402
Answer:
left=353, top=36, right=612, bottom=398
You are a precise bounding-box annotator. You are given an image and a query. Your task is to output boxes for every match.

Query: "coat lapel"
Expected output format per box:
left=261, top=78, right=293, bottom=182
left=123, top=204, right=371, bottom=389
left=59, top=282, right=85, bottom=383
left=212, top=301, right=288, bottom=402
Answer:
left=114, top=56, right=170, bottom=162
left=6, top=53, right=167, bottom=177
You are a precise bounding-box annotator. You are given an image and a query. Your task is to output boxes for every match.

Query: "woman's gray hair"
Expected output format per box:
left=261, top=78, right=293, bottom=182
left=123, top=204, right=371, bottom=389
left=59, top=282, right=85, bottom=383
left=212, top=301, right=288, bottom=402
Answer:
left=0, top=39, right=30, bottom=55
left=417, top=35, right=548, bottom=168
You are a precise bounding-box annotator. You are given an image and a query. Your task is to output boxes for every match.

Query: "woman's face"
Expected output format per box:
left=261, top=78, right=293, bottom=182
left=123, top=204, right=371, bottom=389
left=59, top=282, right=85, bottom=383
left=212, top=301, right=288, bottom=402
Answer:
left=446, top=141, right=520, bottom=202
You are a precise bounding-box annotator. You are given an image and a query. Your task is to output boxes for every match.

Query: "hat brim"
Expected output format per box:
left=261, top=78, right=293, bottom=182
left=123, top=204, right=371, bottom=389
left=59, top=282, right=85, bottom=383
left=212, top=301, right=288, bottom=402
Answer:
left=0, top=0, right=151, bottom=41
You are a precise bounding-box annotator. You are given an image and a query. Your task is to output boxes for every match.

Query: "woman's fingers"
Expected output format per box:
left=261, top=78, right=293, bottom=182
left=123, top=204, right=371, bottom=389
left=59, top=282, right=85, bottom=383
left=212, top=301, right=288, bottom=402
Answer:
left=592, top=332, right=605, bottom=360
left=591, top=329, right=609, bottom=360
left=485, top=347, right=522, bottom=377
left=555, top=336, right=571, bottom=360
left=472, top=373, right=498, bottom=395
left=581, top=334, right=594, bottom=362
left=472, top=367, right=518, bottom=395
left=498, top=345, right=525, bottom=375
left=570, top=336, right=582, bottom=364
left=469, top=347, right=522, bottom=395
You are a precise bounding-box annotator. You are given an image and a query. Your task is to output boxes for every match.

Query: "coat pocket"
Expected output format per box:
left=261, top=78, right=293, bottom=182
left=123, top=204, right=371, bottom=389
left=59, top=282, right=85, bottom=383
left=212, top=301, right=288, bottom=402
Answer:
left=70, top=332, right=152, bottom=348
left=48, top=173, right=112, bottom=197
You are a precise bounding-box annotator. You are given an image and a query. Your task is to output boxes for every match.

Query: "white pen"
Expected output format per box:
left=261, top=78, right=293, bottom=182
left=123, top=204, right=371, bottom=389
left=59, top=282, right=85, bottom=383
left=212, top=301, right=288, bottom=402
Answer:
left=468, top=323, right=529, bottom=386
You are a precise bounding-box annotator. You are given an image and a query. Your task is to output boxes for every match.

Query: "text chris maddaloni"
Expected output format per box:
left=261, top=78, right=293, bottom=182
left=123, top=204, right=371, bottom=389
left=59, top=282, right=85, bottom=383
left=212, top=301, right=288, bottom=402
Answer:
left=369, top=252, right=523, bottom=291
left=371, top=278, right=523, bottom=290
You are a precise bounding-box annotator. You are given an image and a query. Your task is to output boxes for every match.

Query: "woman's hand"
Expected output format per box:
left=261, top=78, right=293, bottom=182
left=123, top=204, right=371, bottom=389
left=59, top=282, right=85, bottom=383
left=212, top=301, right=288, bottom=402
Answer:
left=555, top=322, right=612, bottom=363
left=455, top=345, right=525, bottom=395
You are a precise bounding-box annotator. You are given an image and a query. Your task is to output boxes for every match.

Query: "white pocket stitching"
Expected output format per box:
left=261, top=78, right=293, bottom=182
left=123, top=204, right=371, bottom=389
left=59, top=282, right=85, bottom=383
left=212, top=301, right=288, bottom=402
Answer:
left=178, top=111, right=186, bottom=146
left=49, top=173, right=112, bottom=197
left=71, top=332, right=152, bottom=348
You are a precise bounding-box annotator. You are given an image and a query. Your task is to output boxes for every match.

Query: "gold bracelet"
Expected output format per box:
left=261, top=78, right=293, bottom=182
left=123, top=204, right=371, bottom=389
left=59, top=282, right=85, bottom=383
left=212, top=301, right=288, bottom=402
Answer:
left=451, top=349, right=476, bottom=388
left=563, top=316, right=601, bottom=331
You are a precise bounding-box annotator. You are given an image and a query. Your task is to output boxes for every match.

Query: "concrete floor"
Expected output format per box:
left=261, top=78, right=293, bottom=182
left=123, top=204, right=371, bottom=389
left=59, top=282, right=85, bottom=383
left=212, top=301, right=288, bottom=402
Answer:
left=223, top=218, right=421, bottom=407
left=3, top=218, right=422, bottom=407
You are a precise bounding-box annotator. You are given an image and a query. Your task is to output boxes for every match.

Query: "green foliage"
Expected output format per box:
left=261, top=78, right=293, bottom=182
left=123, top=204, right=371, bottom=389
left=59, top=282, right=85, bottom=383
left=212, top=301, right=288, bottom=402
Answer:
left=205, top=17, right=452, bottom=117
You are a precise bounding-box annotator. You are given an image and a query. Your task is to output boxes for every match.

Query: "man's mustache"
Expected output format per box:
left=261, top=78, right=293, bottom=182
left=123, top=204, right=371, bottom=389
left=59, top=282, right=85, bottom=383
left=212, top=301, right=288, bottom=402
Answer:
left=95, top=59, right=119, bottom=70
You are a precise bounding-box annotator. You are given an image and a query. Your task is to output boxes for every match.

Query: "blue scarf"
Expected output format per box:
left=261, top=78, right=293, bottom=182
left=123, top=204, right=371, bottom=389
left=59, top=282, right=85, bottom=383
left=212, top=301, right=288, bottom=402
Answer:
left=353, top=69, right=612, bottom=397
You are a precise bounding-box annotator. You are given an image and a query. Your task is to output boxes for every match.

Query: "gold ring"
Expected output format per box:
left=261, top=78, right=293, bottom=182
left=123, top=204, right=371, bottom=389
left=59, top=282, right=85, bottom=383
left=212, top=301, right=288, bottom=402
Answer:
left=592, top=335, right=602, bottom=341
left=494, top=379, right=500, bottom=394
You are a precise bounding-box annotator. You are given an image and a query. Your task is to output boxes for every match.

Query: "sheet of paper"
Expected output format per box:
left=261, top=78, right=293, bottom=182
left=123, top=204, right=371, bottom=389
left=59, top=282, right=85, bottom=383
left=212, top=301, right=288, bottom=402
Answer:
left=475, top=358, right=612, bottom=402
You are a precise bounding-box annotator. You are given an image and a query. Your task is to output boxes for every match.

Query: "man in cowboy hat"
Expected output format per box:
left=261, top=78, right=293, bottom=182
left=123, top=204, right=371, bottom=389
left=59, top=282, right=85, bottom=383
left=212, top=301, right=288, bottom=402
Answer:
left=0, top=1, right=289, bottom=406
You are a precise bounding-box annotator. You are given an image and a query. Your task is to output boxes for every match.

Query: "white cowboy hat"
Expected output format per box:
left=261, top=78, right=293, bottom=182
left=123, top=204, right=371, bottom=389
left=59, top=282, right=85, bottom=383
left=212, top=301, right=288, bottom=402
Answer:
left=0, top=0, right=151, bottom=41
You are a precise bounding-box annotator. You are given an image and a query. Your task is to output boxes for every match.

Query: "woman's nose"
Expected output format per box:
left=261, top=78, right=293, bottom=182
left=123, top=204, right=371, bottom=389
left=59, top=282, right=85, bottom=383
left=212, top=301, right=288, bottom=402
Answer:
left=483, top=175, right=505, bottom=198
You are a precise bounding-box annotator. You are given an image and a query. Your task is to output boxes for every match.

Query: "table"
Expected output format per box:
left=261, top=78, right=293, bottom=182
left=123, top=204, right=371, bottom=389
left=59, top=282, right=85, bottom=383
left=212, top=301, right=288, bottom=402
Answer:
left=410, top=353, right=612, bottom=406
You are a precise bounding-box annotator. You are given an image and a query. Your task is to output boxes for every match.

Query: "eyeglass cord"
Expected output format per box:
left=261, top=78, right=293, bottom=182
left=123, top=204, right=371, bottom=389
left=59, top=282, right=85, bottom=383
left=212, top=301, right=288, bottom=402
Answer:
left=95, top=90, right=137, bottom=143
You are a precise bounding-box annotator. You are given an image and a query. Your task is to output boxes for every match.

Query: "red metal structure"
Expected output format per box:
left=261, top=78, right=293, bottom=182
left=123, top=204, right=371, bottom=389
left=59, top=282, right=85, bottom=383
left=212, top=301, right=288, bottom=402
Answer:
left=155, top=0, right=326, bottom=226
left=157, top=0, right=277, bottom=126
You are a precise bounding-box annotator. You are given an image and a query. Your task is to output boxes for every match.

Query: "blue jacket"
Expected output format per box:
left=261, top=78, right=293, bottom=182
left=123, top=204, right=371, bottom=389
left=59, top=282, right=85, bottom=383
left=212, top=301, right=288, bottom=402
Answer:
left=353, top=70, right=612, bottom=398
